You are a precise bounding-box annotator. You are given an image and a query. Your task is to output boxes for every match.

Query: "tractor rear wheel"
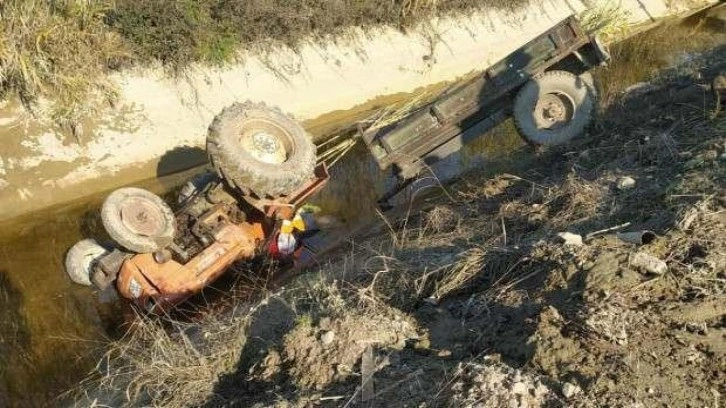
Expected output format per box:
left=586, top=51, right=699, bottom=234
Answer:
left=207, top=101, right=317, bottom=198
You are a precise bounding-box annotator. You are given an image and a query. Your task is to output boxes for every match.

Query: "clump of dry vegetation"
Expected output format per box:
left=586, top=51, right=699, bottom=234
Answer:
left=579, top=0, right=631, bottom=40
left=74, top=302, right=252, bottom=407
left=0, top=0, right=129, bottom=127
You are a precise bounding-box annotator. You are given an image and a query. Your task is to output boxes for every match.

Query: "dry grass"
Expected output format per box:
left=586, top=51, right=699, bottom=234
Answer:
left=0, top=0, right=129, bottom=129
left=579, top=0, right=631, bottom=41
left=74, top=306, right=250, bottom=407
left=109, top=0, right=526, bottom=67
left=73, top=119, right=724, bottom=405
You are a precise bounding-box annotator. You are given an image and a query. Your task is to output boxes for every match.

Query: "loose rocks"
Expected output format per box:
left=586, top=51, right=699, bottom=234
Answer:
left=616, top=176, right=637, bottom=190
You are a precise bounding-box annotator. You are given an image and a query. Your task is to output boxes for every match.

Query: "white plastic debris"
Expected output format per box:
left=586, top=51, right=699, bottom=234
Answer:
left=616, top=176, right=637, bottom=190
left=562, top=382, right=582, bottom=399
left=557, top=232, right=584, bottom=247
left=630, top=252, right=668, bottom=275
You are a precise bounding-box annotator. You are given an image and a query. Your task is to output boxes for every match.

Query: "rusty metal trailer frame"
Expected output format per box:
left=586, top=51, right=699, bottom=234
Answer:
left=361, top=16, right=609, bottom=182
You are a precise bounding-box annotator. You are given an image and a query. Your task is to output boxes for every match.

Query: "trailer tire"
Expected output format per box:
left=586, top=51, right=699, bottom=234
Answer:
left=207, top=101, right=316, bottom=198
left=513, top=70, right=596, bottom=146
left=65, top=239, right=110, bottom=286
left=101, top=187, right=176, bottom=253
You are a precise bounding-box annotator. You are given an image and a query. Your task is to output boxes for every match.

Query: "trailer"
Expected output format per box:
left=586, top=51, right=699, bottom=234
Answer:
left=362, top=16, right=609, bottom=202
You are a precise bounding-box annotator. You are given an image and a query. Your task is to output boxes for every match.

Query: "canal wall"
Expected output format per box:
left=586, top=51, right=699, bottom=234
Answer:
left=0, top=0, right=717, bottom=221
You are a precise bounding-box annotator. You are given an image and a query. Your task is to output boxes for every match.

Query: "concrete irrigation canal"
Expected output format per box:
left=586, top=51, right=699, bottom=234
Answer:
left=0, top=1, right=724, bottom=406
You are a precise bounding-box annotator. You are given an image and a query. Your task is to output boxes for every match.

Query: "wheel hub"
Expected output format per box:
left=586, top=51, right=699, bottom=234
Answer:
left=535, top=93, right=575, bottom=130
left=241, top=131, right=288, bottom=164
left=543, top=102, right=565, bottom=120
left=119, top=197, right=167, bottom=237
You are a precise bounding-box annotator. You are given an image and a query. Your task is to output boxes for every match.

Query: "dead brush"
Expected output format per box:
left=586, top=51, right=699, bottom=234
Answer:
left=354, top=253, right=419, bottom=310
left=540, top=172, right=605, bottom=230
left=419, top=246, right=487, bottom=301
left=78, top=308, right=250, bottom=408
left=422, top=204, right=461, bottom=234
left=633, top=122, right=682, bottom=165
left=0, top=0, right=129, bottom=129
left=296, top=272, right=349, bottom=317
left=401, top=0, right=441, bottom=19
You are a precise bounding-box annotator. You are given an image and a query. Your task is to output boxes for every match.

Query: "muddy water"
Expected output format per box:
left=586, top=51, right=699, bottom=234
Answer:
left=0, top=169, right=200, bottom=406
left=0, top=16, right=723, bottom=407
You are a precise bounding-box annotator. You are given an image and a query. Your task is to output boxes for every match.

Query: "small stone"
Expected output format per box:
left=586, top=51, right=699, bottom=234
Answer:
left=533, top=382, right=549, bottom=398
left=437, top=349, right=452, bottom=357
left=319, top=317, right=332, bottom=330
left=511, top=381, right=528, bottom=395
left=557, top=232, right=583, bottom=247
left=320, top=330, right=335, bottom=346
left=562, top=382, right=582, bottom=399
left=647, top=387, right=655, bottom=394
left=630, top=252, right=668, bottom=275
left=616, top=176, right=636, bottom=190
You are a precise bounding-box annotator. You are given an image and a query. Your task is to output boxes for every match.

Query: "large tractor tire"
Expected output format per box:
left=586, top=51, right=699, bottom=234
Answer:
left=101, top=187, right=176, bottom=253
left=513, top=70, right=596, bottom=146
left=65, top=239, right=110, bottom=286
left=207, top=101, right=317, bottom=198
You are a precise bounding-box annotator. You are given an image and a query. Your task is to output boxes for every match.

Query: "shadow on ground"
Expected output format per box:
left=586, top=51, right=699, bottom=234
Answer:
left=157, top=145, right=207, bottom=177
left=0, top=270, right=30, bottom=408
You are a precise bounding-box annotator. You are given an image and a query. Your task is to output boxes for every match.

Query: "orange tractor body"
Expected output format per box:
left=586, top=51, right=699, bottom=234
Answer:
left=115, top=165, right=329, bottom=313
left=116, top=221, right=264, bottom=313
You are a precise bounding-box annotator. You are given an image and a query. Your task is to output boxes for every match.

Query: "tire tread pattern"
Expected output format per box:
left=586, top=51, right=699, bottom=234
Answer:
left=513, top=70, right=597, bottom=146
left=206, top=101, right=316, bottom=198
left=101, top=187, right=176, bottom=253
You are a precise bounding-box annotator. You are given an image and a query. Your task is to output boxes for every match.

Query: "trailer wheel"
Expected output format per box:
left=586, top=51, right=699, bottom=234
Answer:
left=65, top=239, right=110, bottom=286
left=101, top=187, right=176, bottom=253
left=513, top=70, right=596, bottom=146
left=207, top=101, right=316, bottom=198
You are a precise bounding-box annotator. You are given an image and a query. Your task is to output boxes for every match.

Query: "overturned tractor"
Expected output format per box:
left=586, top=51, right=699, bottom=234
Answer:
left=66, top=102, right=328, bottom=313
